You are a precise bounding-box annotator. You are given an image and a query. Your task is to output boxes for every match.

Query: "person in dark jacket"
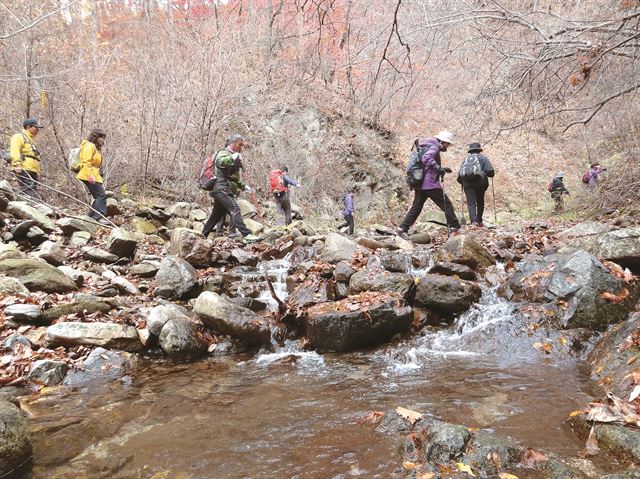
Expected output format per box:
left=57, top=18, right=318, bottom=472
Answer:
left=549, top=172, right=570, bottom=213
left=457, top=142, right=495, bottom=226
left=202, top=134, right=259, bottom=243
left=397, top=131, right=460, bottom=237
left=338, top=189, right=355, bottom=235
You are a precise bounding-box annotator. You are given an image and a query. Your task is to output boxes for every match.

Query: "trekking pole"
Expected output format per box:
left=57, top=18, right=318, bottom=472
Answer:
left=491, top=178, right=497, bottom=224
left=440, top=173, right=451, bottom=238
left=460, top=184, right=465, bottom=224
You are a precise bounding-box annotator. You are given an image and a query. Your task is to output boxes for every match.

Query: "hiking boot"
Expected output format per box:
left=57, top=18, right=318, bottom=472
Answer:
left=243, top=234, right=261, bottom=244
left=450, top=227, right=461, bottom=235
left=395, top=228, right=409, bottom=240
left=97, top=218, right=111, bottom=226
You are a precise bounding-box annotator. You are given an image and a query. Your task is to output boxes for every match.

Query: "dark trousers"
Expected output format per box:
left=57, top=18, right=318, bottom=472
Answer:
left=203, top=188, right=251, bottom=237
left=551, top=191, right=565, bottom=213
left=400, top=188, right=460, bottom=232
left=215, top=213, right=235, bottom=234
left=274, top=191, right=292, bottom=225
left=339, top=214, right=354, bottom=235
left=463, top=184, right=487, bottom=224
left=82, top=181, right=107, bottom=219
left=15, top=170, right=39, bottom=199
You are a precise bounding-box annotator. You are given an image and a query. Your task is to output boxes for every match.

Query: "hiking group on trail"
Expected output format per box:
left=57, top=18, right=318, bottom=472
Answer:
left=3, top=118, right=607, bottom=241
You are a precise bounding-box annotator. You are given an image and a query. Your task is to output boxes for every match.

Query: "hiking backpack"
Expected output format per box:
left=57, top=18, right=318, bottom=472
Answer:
left=198, top=154, right=217, bottom=191
left=458, top=153, right=484, bottom=182
left=581, top=171, right=591, bottom=184
left=405, top=145, right=426, bottom=188
left=270, top=169, right=286, bottom=193
left=68, top=146, right=81, bottom=172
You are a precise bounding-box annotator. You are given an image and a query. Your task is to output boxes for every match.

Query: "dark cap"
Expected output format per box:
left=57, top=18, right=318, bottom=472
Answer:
left=468, top=142, right=483, bottom=153
left=23, top=118, right=43, bottom=129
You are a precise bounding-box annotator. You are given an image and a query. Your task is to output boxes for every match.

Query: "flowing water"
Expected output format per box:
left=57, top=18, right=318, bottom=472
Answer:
left=24, top=261, right=601, bottom=479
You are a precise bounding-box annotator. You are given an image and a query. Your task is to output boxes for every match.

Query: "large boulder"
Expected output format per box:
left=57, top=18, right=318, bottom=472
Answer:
left=154, top=256, right=200, bottom=300
left=158, top=316, right=207, bottom=358
left=193, top=291, right=270, bottom=346
left=63, top=347, right=138, bottom=387
left=169, top=228, right=212, bottom=267
left=33, top=240, right=67, bottom=266
left=287, top=278, right=335, bottom=309
left=348, top=270, right=414, bottom=299
left=501, top=250, right=638, bottom=331
left=415, top=274, right=482, bottom=314
left=320, top=232, right=358, bottom=264
left=0, top=399, right=32, bottom=477
left=27, top=360, right=69, bottom=386
left=303, top=294, right=412, bottom=352
left=0, top=258, right=77, bottom=293
left=6, top=201, right=55, bottom=232
left=107, top=228, right=138, bottom=259
left=56, top=216, right=98, bottom=237
left=11, top=221, right=46, bottom=245
left=596, top=227, right=640, bottom=273
left=436, top=234, right=496, bottom=270
left=46, top=322, right=143, bottom=351
left=146, top=303, right=190, bottom=336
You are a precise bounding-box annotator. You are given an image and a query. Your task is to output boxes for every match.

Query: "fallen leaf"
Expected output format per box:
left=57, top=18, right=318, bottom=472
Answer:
left=498, top=474, right=519, bottom=479
left=520, top=448, right=548, bottom=468
left=403, top=461, right=417, bottom=470
left=488, top=451, right=502, bottom=469
left=628, top=356, right=638, bottom=365
left=396, top=406, right=422, bottom=425
left=558, top=336, right=568, bottom=346
left=532, top=342, right=552, bottom=354
left=357, top=411, right=385, bottom=424
left=455, top=462, right=475, bottom=477
left=630, top=385, right=640, bottom=402
left=569, top=409, right=586, bottom=418
left=583, top=426, right=600, bottom=457
left=600, top=289, right=630, bottom=304
left=417, top=473, right=436, bottom=479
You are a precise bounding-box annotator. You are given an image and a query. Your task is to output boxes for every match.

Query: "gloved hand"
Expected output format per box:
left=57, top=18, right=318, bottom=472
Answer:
left=296, top=184, right=302, bottom=188
left=244, top=185, right=252, bottom=193
left=442, top=167, right=453, bottom=174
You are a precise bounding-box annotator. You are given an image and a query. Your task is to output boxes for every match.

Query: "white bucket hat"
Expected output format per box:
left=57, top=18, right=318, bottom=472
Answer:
left=436, top=131, right=454, bottom=144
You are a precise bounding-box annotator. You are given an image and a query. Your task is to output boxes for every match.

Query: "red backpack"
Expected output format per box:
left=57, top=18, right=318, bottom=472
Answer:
left=269, top=169, right=286, bottom=193
left=581, top=171, right=591, bottom=184
left=198, top=154, right=217, bottom=191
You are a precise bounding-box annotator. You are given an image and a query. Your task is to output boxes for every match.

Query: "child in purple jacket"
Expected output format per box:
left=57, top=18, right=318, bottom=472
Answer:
left=338, top=190, right=355, bottom=235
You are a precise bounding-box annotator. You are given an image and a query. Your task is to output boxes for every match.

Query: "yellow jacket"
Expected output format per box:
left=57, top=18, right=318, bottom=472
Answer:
left=75, top=140, right=103, bottom=183
left=10, top=129, right=41, bottom=174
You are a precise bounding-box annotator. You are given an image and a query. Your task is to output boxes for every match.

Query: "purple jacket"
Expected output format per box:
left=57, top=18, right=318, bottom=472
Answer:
left=343, top=193, right=355, bottom=216
left=418, top=137, right=444, bottom=190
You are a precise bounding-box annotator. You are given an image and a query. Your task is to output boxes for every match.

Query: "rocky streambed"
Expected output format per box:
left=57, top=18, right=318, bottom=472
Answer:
left=1, top=179, right=640, bottom=478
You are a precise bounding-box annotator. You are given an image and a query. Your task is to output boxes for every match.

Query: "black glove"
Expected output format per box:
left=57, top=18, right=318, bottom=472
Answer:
left=442, top=167, right=452, bottom=174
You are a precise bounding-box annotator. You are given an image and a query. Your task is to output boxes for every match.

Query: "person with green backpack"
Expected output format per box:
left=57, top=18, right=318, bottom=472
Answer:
left=75, top=128, right=108, bottom=223
left=8, top=119, right=44, bottom=198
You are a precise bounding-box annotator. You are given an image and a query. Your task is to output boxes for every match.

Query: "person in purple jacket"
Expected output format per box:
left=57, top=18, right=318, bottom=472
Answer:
left=338, top=188, right=355, bottom=235
left=397, top=131, right=461, bottom=238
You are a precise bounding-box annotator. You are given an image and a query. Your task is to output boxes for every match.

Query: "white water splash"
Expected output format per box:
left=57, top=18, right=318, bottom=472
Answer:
left=254, top=341, right=326, bottom=368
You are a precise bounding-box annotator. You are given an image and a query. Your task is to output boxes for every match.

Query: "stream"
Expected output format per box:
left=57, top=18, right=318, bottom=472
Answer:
left=24, top=258, right=600, bottom=479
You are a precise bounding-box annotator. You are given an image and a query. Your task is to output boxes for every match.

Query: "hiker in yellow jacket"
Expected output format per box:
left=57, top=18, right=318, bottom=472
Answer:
left=10, top=118, right=43, bottom=198
left=76, top=129, right=108, bottom=223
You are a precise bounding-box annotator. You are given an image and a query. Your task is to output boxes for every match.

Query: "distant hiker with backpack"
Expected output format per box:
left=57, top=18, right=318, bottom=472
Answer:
left=270, top=166, right=300, bottom=226
left=397, top=131, right=460, bottom=238
left=338, top=188, right=355, bottom=235
left=582, top=162, right=606, bottom=188
left=457, top=142, right=495, bottom=227
left=75, top=129, right=109, bottom=223
left=8, top=119, right=43, bottom=198
left=549, top=172, right=570, bottom=213
left=201, top=134, right=259, bottom=243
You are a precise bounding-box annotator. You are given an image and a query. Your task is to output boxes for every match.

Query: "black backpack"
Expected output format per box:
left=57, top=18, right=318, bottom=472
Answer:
left=458, top=153, right=484, bottom=182
left=406, top=144, right=426, bottom=188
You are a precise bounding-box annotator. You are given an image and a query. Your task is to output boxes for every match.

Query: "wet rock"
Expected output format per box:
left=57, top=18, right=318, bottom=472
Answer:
left=227, top=296, right=268, bottom=313
left=81, top=246, right=120, bottom=264
left=288, top=279, right=335, bottom=309
left=63, top=347, right=138, bottom=387
left=0, top=399, right=32, bottom=477
left=129, top=261, right=160, bottom=277
left=320, top=232, right=358, bottom=264
left=0, top=258, right=78, bottom=293
left=158, top=316, right=207, bottom=358
left=4, top=304, right=42, bottom=323
left=33, top=240, right=66, bottom=266
left=0, top=277, right=29, bottom=296
left=208, top=338, right=251, bottom=356
left=230, top=248, right=259, bottom=267
left=154, top=256, right=200, bottom=300
left=303, top=294, right=412, bottom=352
left=502, top=250, right=638, bottom=331
left=334, top=261, right=356, bottom=282
left=589, top=313, right=639, bottom=398
left=379, top=249, right=412, bottom=273
left=27, top=360, right=69, bottom=386
left=602, top=470, right=640, bottom=479
left=107, top=228, right=138, bottom=259
left=429, top=261, right=477, bottom=280
left=541, top=460, right=588, bottom=479
left=570, top=413, right=640, bottom=465
left=194, top=291, right=270, bottom=346
left=436, top=234, right=496, bottom=270
left=46, top=322, right=143, bottom=351
left=56, top=216, right=98, bottom=237
left=348, top=270, right=414, bottom=299
left=41, top=298, right=112, bottom=323
left=423, top=422, right=471, bottom=464
left=464, top=431, right=521, bottom=475
left=69, top=230, right=91, bottom=247
left=6, top=201, right=55, bottom=232
left=415, top=274, right=481, bottom=315
left=11, top=221, right=47, bottom=244
left=131, top=217, right=158, bottom=235
left=596, top=227, right=640, bottom=273
left=0, top=243, right=25, bottom=261
left=169, top=228, right=212, bottom=267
